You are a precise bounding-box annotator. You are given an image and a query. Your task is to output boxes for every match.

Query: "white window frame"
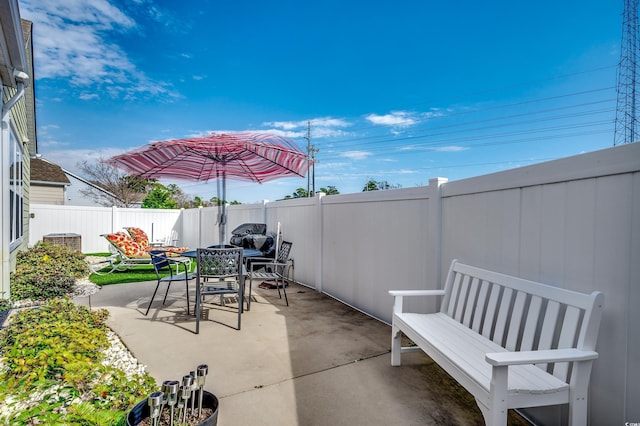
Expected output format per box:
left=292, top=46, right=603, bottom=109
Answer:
left=9, top=127, right=23, bottom=250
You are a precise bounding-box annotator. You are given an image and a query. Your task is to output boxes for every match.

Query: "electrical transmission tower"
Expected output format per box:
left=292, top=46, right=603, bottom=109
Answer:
left=614, top=0, right=640, bottom=145
left=304, top=121, right=318, bottom=196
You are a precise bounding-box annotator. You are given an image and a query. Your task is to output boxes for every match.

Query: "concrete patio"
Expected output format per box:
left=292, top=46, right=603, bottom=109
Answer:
left=75, top=279, right=529, bottom=426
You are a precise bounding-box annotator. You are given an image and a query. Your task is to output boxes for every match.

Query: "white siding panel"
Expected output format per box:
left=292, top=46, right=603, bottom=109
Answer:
left=589, top=174, right=634, bottom=426
left=539, top=183, right=567, bottom=286
left=30, top=185, right=64, bottom=205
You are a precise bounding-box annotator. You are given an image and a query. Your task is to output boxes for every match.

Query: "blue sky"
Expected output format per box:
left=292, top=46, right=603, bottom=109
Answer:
left=21, top=0, right=620, bottom=203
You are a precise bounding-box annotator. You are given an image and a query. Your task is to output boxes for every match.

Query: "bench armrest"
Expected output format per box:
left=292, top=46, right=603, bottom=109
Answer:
left=389, top=290, right=445, bottom=314
left=388, top=290, right=445, bottom=297
left=486, top=348, right=598, bottom=366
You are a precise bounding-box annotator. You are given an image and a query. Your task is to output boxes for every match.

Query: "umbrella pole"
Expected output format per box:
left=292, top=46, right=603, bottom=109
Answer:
left=218, top=174, right=227, bottom=245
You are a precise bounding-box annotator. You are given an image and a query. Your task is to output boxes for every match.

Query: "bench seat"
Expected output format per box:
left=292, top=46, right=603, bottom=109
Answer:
left=397, top=312, right=569, bottom=404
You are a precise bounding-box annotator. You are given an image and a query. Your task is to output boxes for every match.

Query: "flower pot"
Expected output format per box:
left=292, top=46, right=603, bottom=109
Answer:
left=127, top=390, right=219, bottom=426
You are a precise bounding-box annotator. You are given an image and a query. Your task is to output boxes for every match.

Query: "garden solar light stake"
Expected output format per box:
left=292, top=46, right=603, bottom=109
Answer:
left=181, top=374, right=193, bottom=420
left=163, top=380, right=179, bottom=426
left=160, top=380, right=170, bottom=414
left=179, top=384, right=191, bottom=424
left=197, top=364, right=209, bottom=417
left=189, top=370, right=197, bottom=416
left=148, top=392, right=163, bottom=426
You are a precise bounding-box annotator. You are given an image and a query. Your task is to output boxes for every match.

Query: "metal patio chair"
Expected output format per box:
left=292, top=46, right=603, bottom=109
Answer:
left=145, top=250, right=195, bottom=316
left=246, top=240, right=292, bottom=311
left=195, top=247, right=244, bottom=333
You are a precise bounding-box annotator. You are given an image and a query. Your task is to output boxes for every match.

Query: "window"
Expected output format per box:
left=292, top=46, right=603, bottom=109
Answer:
left=9, top=129, right=23, bottom=248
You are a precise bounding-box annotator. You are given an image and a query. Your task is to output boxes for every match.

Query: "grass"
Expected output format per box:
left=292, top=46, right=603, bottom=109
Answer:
left=87, top=253, right=195, bottom=286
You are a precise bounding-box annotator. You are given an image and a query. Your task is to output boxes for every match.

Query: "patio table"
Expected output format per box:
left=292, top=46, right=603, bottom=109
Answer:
left=182, top=247, right=258, bottom=309
left=181, top=248, right=262, bottom=259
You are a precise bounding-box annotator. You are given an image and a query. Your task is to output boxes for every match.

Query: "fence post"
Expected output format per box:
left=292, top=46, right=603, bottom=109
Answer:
left=427, top=177, right=447, bottom=290
left=315, top=192, right=325, bottom=293
left=198, top=206, right=203, bottom=248
left=262, top=200, right=268, bottom=225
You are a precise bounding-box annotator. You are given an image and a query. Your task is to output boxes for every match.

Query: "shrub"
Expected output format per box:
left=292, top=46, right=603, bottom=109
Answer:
left=10, top=241, right=89, bottom=301
left=0, top=299, right=156, bottom=424
left=0, top=299, right=11, bottom=311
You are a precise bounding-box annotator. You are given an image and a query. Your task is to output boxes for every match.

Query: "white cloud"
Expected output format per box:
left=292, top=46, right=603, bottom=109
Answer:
left=431, top=146, right=468, bottom=152
left=40, top=147, right=126, bottom=173
left=79, top=93, right=100, bottom=101
left=262, top=117, right=352, bottom=138
left=341, top=151, right=372, bottom=160
left=318, top=161, right=351, bottom=169
left=310, top=117, right=351, bottom=128
left=365, top=111, right=418, bottom=127
left=20, top=0, right=178, bottom=100
left=396, top=168, right=417, bottom=174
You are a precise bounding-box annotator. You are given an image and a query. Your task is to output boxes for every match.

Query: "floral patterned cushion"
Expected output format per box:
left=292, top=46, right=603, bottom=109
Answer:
left=125, top=227, right=150, bottom=250
left=104, top=232, right=148, bottom=258
left=160, top=246, right=189, bottom=255
left=125, top=227, right=188, bottom=254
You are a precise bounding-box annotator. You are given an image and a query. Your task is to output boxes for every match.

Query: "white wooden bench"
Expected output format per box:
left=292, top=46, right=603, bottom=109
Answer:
left=389, top=260, right=604, bottom=426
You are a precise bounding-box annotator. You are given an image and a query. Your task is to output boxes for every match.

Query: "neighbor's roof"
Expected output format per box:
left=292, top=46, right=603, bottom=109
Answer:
left=30, top=157, right=70, bottom=185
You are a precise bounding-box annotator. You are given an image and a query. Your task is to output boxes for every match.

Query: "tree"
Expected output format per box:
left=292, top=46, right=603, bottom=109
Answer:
left=209, top=196, right=240, bottom=206
left=319, top=186, right=339, bottom=195
left=142, top=184, right=178, bottom=209
left=192, top=196, right=206, bottom=207
left=77, top=159, right=154, bottom=207
left=165, top=184, right=193, bottom=208
left=284, top=186, right=339, bottom=199
left=362, top=179, right=401, bottom=192
left=362, top=179, right=379, bottom=191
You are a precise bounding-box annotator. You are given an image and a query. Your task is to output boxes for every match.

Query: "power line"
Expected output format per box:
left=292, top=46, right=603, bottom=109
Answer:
left=315, top=98, right=614, bottom=152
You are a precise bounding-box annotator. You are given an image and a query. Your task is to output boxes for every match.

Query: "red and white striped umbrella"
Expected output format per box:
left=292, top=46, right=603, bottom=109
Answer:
left=107, top=132, right=309, bottom=243
left=107, top=132, right=309, bottom=183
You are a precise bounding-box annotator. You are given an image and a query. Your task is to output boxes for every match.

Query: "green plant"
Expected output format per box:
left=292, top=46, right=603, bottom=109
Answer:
left=0, top=299, right=156, bottom=424
left=0, top=298, right=109, bottom=386
left=0, top=298, right=11, bottom=311
left=10, top=242, right=89, bottom=301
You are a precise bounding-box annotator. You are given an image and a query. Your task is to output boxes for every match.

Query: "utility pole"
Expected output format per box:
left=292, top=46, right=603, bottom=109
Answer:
left=615, top=0, right=640, bottom=145
left=304, top=121, right=319, bottom=197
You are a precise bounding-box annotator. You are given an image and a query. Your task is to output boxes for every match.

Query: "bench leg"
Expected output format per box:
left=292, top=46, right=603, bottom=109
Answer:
left=391, top=324, right=402, bottom=366
left=568, top=361, right=592, bottom=426
left=480, top=365, right=508, bottom=426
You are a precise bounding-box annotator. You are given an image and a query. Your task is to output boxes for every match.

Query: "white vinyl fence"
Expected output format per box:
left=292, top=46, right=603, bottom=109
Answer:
left=28, top=143, right=640, bottom=425
left=29, top=205, right=183, bottom=253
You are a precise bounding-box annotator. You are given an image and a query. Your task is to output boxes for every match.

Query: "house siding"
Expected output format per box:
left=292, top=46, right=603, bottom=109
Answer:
left=30, top=184, right=63, bottom=205
left=1, top=6, right=34, bottom=299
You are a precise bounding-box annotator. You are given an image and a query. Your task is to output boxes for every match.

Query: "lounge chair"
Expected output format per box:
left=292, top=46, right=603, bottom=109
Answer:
left=124, top=226, right=188, bottom=255
left=89, top=232, right=188, bottom=275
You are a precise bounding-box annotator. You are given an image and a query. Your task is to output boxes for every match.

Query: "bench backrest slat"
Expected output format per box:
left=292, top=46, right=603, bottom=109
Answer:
left=462, top=277, right=480, bottom=327
left=481, top=283, right=501, bottom=339
left=520, top=295, right=543, bottom=351
left=554, top=305, right=582, bottom=381
left=494, top=287, right=513, bottom=346
left=446, top=272, right=464, bottom=317
left=440, top=260, right=603, bottom=381
left=471, top=279, right=490, bottom=333
left=506, top=291, right=527, bottom=351
left=454, top=274, right=471, bottom=322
